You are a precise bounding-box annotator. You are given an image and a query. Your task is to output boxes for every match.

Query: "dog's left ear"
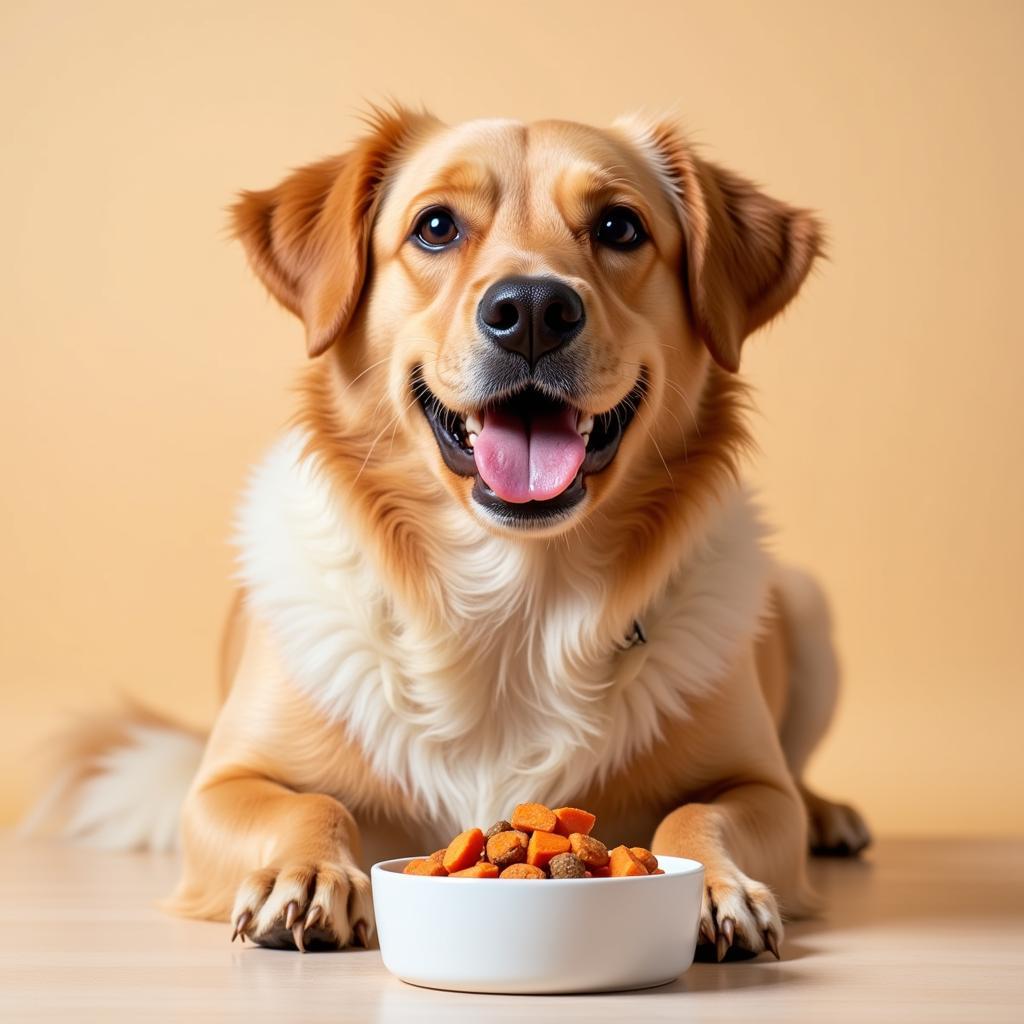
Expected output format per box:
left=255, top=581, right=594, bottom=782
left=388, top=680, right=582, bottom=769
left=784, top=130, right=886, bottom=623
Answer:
left=624, top=119, right=824, bottom=372
left=231, top=106, right=438, bottom=357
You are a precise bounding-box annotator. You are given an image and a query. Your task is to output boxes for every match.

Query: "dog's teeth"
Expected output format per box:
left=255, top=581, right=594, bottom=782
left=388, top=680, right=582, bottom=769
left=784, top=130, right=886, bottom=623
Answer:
left=581, top=432, right=591, bottom=448
left=466, top=413, right=483, bottom=435
left=467, top=432, right=478, bottom=448
left=577, top=414, right=594, bottom=435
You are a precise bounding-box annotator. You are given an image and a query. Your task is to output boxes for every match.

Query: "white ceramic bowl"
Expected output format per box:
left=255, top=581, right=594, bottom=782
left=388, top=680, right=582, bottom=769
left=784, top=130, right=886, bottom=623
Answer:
left=371, top=854, right=704, bottom=994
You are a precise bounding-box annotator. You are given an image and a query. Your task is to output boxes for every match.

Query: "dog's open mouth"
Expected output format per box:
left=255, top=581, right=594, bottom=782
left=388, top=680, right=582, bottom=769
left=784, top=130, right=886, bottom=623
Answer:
left=413, top=369, right=646, bottom=524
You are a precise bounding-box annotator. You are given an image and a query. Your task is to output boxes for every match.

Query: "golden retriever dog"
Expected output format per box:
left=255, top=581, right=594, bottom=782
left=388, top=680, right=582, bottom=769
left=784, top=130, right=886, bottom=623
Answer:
left=32, top=105, right=871, bottom=960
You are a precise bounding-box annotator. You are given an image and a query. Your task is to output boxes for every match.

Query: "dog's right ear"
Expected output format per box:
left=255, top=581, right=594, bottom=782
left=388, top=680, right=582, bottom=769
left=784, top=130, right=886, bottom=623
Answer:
left=231, top=106, right=438, bottom=357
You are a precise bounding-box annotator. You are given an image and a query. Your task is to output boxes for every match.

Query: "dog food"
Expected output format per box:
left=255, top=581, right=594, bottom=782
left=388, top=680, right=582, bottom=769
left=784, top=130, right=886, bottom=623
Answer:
left=403, top=803, right=661, bottom=880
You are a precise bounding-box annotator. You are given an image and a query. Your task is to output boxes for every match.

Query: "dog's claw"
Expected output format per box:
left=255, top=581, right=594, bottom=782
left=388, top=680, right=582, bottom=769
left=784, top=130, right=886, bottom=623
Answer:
left=716, top=916, right=735, bottom=962
left=284, top=900, right=300, bottom=930
left=292, top=920, right=306, bottom=953
left=231, top=910, right=252, bottom=943
left=353, top=920, right=369, bottom=948
left=764, top=928, right=781, bottom=960
left=700, top=920, right=715, bottom=945
left=304, top=905, right=322, bottom=931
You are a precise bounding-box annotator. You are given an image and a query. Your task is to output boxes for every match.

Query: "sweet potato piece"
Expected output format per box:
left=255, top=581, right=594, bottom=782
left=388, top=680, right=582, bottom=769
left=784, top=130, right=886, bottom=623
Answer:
left=526, top=830, right=571, bottom=868
left=553, top=807, right=596, bottom=837
left=429, top=848, right=447, bottom=864
left=450, top=862, right=500, bottom=878
left=511, top=802, right=558, bottom=834
left=608, top=845, right=648, bottom=877
left=630, top=847, right=659, bottom=873
left=486, top=829, right=528, bottom=868
left=569, top=833, right=610, bottom=868
left=403, top=858, right=448, bottom=877
left=442, top=828, right=486, bottom=873
left=499, top=863, right=546, bottom=879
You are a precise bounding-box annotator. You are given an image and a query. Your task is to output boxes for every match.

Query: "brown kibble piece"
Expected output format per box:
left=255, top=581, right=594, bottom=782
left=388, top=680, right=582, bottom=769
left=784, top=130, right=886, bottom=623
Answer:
left=569, top=833, right=610, bottom=868
left=511, top=802, right=558, bottom=834
left=549, top=852, right=587, bottom=878
left=499, top=863, right=546, bottom=879
left=630, top=847, right=659, bottom=873
left=485, top=820, right=513, bottom=840
left=403, top=858, right=448, bottom=876
left=486, top=829, right=528, bottom=868
left=450, top=862, right=500, bottom=878
left=609, top=844, right=649, bottom=877
left=651, top=868, right=666, bottom=875
left=442, top=828, right=486, bottom=873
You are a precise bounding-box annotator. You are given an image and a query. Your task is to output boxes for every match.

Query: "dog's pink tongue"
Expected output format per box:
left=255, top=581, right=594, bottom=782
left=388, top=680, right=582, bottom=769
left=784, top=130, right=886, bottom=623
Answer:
left=475, top=406, right=585, bottom=504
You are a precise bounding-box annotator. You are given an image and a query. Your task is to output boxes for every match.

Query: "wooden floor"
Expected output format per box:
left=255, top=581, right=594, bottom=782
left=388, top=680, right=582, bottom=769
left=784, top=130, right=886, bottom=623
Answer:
left=0, top=836, right=1021, bottom=1022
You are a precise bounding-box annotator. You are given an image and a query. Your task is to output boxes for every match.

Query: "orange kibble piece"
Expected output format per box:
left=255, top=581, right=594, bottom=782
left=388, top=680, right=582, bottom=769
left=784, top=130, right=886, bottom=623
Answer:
left=569, top=833, right=610, bottom=868
left=403, top=858, right=448, bottom=876
left=486, top=829, right=528, bottom=868
left=499, top=863, right=546, bottom=879
left=630, top=847, right=659, bottom=873
left=450, top=862, right=500, bottom=878
left=442, top=828, right=486, bottom=873
left=609, top=845, right=649, bottom=877
left=511, top=802, right=558, bottom=834
left=526, top=830, right=571, bottom=868
left=552, top=807, right=597, bottom=837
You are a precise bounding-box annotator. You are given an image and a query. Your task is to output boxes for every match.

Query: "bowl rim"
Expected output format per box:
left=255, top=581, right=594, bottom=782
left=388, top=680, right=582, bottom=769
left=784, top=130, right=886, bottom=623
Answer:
left=371, top=853, right=704, bottom=884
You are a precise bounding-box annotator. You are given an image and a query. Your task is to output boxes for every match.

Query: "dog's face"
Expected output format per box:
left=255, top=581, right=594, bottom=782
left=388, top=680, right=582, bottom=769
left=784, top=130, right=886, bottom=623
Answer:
left=234, top=109, right=821, bottom=537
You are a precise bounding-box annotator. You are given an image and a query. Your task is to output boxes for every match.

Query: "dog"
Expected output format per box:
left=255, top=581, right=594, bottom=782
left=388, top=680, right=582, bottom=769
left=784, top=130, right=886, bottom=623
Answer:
left=33, top=105, right=871, bottom=960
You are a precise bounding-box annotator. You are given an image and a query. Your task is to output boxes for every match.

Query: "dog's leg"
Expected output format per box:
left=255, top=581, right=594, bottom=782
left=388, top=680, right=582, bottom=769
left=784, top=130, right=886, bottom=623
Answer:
left=169, top=613, right=374, bottom=951
left=775, top=566, right=872, bottom=856
left=650, top=649, right=814, bottom=961
left=175, top=775, right=373, bottom=951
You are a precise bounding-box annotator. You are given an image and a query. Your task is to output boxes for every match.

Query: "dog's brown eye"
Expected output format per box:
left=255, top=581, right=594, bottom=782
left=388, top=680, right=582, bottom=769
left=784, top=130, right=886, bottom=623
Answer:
left=594, top=206, right=647, bottom=250
left=413, top=207, right=460, bottom=249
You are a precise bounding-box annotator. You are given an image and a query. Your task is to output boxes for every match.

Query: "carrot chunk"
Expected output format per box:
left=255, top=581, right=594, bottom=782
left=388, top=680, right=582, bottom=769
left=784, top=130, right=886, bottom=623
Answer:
left=526, top=830, right=571, bottom=868
left=450, top=862, right=500, bottom=878
left=511, top=802, right=558, bottom=834
left=630, top=847, right=659, bottom=873
left=499, top=863, right=546, bottom=879
left=403, top=858, right=448, bottom=876
left=608, top=844, right=649, bottom=877
left=552, top=806, right=596, bottom=837
left=442, top=827, right=486, bottom=873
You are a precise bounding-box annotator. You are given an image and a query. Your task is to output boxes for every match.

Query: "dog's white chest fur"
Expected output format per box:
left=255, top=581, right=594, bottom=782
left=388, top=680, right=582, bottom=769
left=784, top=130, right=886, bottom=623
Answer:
left=238, top=432, right=771, bottom=838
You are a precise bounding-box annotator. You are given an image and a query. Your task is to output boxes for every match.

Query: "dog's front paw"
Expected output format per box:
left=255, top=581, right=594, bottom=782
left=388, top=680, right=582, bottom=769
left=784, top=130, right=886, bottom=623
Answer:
left=230, top=861, right=374, bottom=952
left=695, top=865, right=783, bottom=963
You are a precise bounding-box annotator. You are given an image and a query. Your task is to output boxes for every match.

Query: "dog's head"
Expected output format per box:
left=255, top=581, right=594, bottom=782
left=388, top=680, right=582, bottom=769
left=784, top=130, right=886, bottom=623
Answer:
left=233, top=107, right=821, bottom=537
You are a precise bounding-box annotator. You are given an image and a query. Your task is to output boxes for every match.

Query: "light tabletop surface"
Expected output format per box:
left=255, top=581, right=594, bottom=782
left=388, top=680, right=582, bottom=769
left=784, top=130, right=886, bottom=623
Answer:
left=0, top=836, right=1021, bottom=1022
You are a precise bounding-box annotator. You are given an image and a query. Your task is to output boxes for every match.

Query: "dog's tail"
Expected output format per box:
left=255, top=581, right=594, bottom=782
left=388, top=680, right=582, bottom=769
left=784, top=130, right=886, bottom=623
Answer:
left=18, top=701, right=206, bottom=853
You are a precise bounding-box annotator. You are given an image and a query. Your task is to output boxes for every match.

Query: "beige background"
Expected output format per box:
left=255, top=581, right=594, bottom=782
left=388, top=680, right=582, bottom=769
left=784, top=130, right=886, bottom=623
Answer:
left=2, top=0, right=1022, bottom=835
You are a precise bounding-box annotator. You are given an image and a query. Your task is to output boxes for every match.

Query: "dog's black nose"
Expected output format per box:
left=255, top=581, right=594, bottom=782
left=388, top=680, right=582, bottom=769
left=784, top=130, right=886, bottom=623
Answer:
left=477, top=275, right=585, bottom=367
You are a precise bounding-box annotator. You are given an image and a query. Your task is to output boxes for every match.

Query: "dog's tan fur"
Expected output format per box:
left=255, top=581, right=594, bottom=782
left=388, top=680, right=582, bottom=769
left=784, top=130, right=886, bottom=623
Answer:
left=35, top=106, right=870, bottom=960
